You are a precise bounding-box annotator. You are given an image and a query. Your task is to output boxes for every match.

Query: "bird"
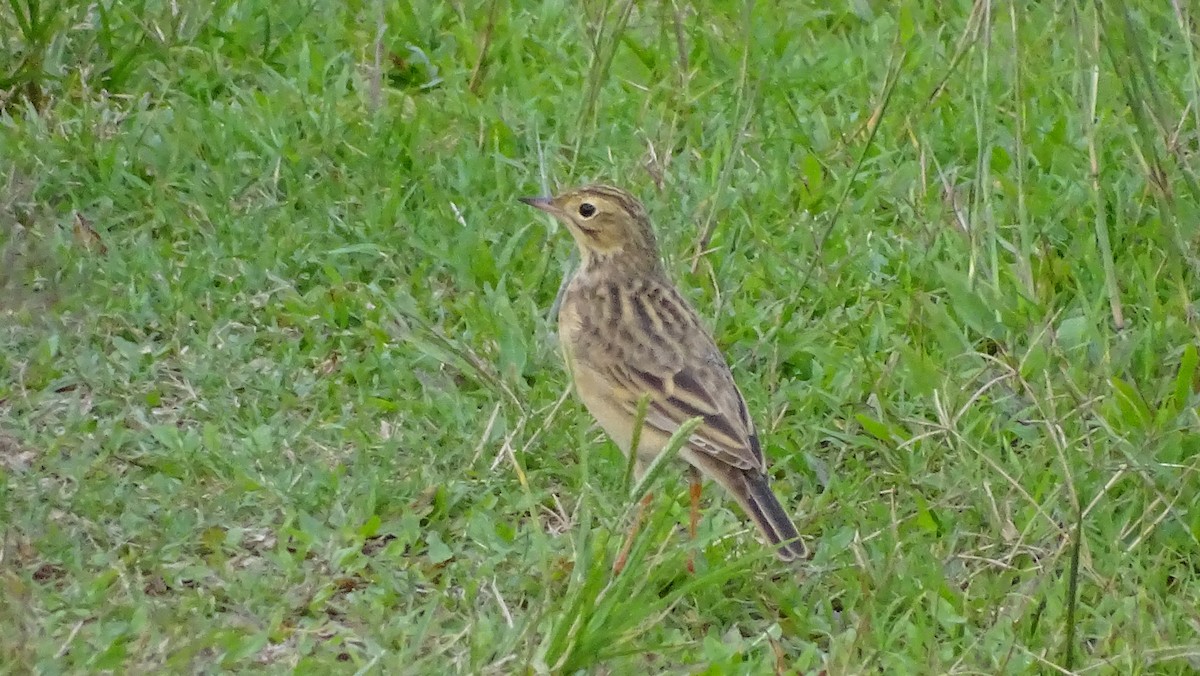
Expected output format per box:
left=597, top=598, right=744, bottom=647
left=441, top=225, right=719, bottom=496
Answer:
left=519, top=183, right=806, bottom=571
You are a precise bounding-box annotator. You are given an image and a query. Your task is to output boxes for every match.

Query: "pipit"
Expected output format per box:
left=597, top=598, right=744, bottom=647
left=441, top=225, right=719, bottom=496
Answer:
left=519, top=184, right=806, bottom=570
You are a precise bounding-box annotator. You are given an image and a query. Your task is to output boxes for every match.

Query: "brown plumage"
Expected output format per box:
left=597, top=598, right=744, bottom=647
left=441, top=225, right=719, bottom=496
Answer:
left=519, top=184, right=806, bottom=563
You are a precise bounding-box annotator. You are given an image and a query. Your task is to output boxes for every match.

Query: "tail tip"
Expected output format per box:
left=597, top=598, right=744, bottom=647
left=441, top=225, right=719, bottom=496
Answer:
left=776, top=537, right=809, bottom=562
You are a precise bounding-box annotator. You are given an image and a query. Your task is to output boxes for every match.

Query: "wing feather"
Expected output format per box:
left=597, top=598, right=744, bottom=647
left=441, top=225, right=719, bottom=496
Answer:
left=575, top=277, right=764, bottom=471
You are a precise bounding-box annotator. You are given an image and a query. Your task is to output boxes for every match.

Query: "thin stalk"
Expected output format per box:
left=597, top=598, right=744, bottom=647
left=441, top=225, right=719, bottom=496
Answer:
left=1084, top=10, right=1125, bottom=329
left=1008, top=3, right=1036, bottom=299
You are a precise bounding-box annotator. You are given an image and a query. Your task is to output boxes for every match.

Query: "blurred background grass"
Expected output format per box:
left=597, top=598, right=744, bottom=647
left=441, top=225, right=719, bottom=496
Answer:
left=2, top=0, right=1199, bottom=672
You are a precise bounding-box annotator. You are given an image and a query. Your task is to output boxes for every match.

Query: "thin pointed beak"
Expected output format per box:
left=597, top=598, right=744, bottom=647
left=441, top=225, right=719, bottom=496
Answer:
left=518, top=195, right=554, bottom=212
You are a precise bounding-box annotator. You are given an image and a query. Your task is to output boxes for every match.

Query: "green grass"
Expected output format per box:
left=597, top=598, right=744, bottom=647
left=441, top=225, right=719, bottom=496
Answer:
left=3, top=0, right=1199, bottom=672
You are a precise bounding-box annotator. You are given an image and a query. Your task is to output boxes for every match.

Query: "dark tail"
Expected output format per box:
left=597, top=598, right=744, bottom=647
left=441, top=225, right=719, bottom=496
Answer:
left=737, top=471, right=807, bottom=561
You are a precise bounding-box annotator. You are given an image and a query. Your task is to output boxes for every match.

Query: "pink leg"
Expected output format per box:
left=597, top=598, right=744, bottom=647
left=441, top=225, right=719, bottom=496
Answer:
left=687, top=470, right=701, bottom=574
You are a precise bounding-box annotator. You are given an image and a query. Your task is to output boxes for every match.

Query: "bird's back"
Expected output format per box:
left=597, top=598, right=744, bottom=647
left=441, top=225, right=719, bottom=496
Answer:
left=560, top=269, right=765, bottom=472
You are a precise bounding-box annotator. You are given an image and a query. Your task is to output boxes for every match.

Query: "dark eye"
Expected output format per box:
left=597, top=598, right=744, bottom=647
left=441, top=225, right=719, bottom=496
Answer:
left=578, top=202, right=596, bottom=218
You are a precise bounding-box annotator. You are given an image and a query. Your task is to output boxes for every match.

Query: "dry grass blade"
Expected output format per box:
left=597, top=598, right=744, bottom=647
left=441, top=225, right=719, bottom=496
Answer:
left=687, top=0, right=756, bottom=274
left=468, top=0, right=502, bottom=95
left=571, top=0, right=637, bottom=167
left=795, top=41, right=907, bottom=296
left=388, top=300, right=527, bottom=415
